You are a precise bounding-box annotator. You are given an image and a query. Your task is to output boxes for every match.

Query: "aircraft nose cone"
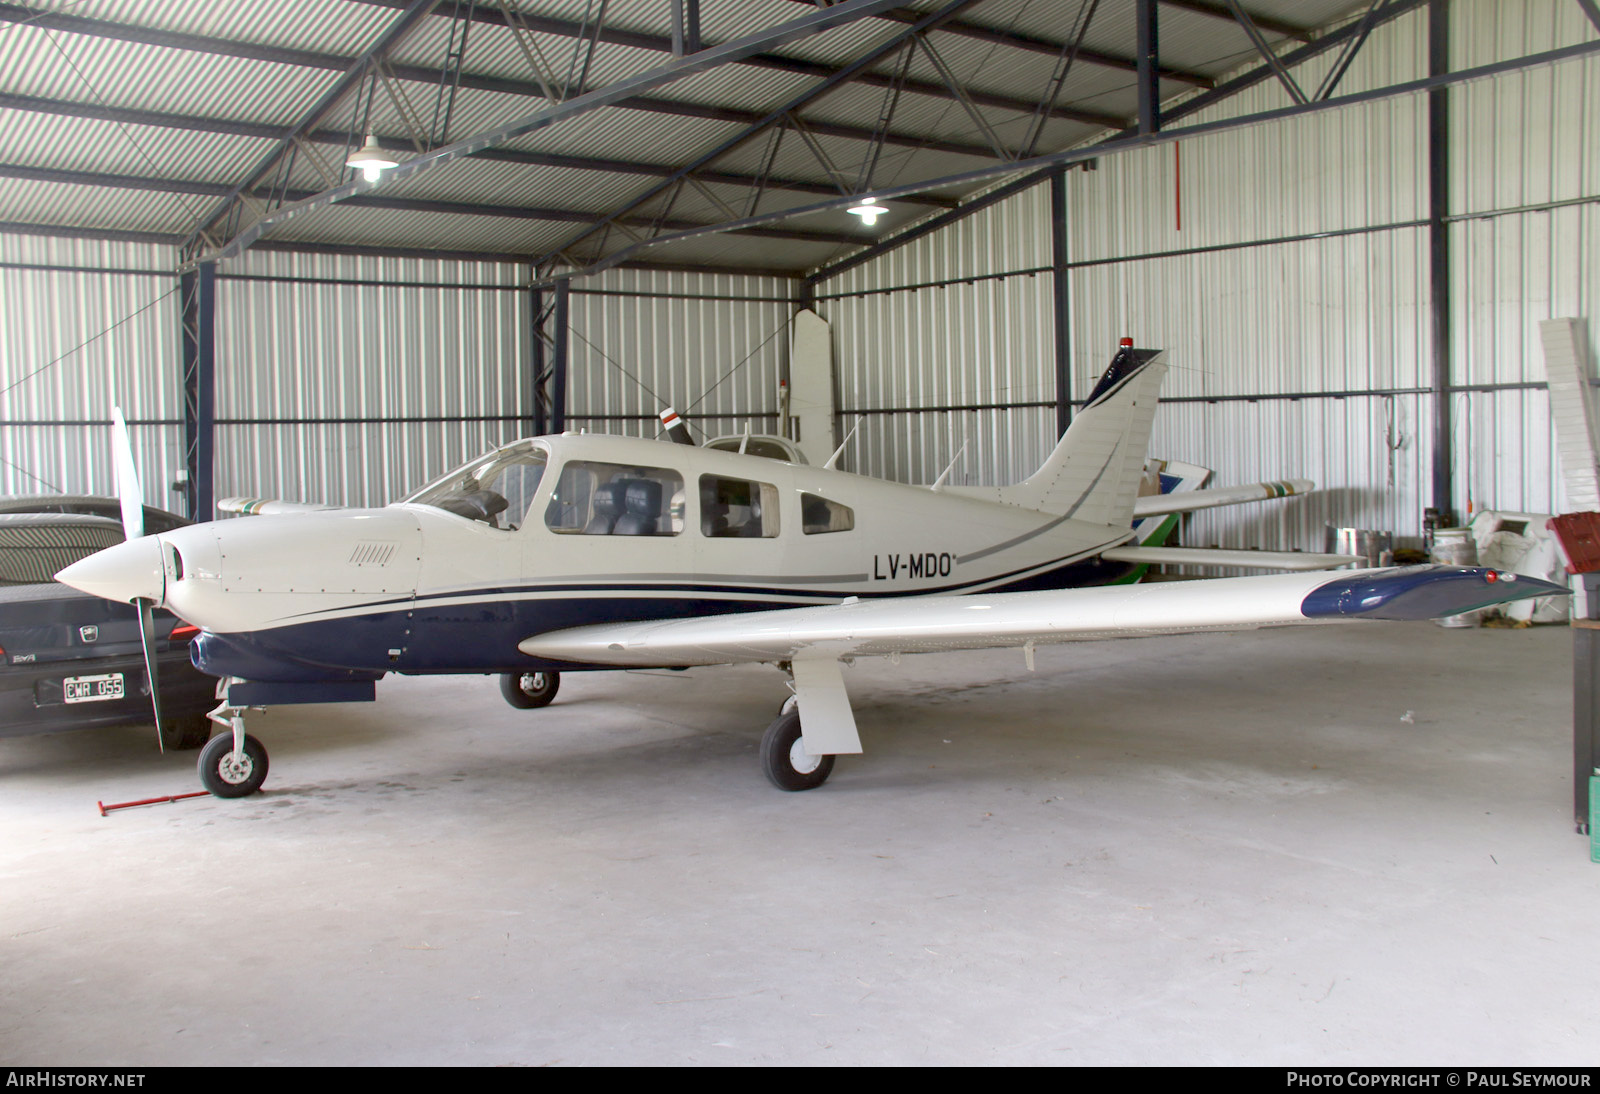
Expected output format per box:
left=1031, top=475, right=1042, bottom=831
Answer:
left=56, top=535, right=165, bottom=605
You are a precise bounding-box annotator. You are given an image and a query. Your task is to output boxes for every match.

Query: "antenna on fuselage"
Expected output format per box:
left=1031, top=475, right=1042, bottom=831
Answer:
left=822, top=421, right=860, bottom=471
left=930, top=441, right=968, bottom=492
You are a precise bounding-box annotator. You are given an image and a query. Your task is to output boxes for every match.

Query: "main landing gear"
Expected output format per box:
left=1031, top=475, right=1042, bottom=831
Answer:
left=500, top=670, right=561, bottom=709
left=760, top=706, right=835, bottom=791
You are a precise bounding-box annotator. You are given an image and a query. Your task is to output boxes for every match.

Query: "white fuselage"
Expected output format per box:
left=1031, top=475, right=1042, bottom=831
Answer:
left=63, top=433, right=1137, bottom=681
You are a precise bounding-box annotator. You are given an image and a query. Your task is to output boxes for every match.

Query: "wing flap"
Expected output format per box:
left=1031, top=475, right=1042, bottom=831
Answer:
left=519, top=566, right=1563, bottom=668
left=1102, top=545, right=1362, bottom=571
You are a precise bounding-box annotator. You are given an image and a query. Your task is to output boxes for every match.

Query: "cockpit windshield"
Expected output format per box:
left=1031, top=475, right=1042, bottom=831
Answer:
left=403, top=442, right=547, bottom=529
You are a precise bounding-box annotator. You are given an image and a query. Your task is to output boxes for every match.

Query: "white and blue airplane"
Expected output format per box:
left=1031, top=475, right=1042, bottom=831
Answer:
left=56, top=343, right=1562, bottom=797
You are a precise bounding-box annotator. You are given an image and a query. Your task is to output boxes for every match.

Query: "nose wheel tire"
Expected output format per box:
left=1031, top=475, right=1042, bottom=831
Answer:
left=501, top=670, right=561, bottom=709
left=760, top=708, right=834, bottom=791
left=198, top=732, right=269, bottom=798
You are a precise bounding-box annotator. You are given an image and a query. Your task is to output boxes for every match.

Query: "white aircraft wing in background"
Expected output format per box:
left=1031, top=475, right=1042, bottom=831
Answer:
left=1133, top=478, right=1315, bottom=517
left=216, top=497, right=338, bottom=516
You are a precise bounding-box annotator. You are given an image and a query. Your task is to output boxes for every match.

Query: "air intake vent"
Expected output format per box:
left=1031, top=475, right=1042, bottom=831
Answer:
left=349, top=541, right=396, bottom=567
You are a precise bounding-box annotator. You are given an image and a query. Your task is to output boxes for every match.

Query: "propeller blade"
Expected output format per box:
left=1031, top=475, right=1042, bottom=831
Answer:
left=111, top=407, right=144, bottom=541
left=136, top=598, right=164, bottom=755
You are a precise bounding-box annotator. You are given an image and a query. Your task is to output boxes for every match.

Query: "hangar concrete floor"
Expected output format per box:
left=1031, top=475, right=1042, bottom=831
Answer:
left=2, top=621, right=1596, bottom=1066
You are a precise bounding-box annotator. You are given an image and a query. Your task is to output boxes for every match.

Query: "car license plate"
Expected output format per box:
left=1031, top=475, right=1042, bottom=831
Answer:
left=63, top=673, right=125, bottom=703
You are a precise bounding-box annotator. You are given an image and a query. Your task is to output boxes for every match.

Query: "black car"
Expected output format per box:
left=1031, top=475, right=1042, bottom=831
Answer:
left=0, top=504, right=218, bottom=749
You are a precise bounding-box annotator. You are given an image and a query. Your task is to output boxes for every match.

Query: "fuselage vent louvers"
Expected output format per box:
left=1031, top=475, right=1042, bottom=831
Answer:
left=349, top=541, right=396, bottom=567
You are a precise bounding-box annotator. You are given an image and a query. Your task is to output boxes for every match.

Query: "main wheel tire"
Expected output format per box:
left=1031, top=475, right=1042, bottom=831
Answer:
left=198, top=732, right=269, bottom=798
left=501, top=670, right=560, bottom=709
left=760, top=708, right=834, bottom=792
left=159, top=714, right=213, bottom=751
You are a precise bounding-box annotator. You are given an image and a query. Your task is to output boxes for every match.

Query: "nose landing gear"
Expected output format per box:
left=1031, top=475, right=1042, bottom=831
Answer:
left=197, top=681, right=268, bottom=798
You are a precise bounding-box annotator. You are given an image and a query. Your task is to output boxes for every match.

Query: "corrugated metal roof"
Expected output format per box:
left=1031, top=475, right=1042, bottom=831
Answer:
left=0, top=0, right=1385, bottom=274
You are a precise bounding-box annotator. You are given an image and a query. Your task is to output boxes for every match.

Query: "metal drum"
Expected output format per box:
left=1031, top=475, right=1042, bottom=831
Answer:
left=1324, top=526, right=1395, bottom=567
left=1430, top=528, right=1479, bottom=627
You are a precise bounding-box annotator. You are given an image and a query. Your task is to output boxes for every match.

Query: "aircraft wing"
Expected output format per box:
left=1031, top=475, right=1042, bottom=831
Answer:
left=1132, top=478, right=1313, bottom=517
left=519, top=566, right=1560, bottom=669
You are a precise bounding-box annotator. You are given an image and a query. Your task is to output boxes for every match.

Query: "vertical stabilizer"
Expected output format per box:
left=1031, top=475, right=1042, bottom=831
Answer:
left=993, top=344, right=1168, bottom=525
left=789, top=309, right=838, bottom=466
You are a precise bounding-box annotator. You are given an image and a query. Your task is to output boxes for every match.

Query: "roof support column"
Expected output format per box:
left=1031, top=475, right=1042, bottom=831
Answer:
left=1136, top=0, right=1161, bottom=135
left=1051, top=165, right=1072, bottom=436
left=528, top=283, right=547, bottom=435
left=1428, top=0, right=1454, bottom=523
left=550, top=280, right=570, bottom=434
left=179, top=261, right=216, bottom=520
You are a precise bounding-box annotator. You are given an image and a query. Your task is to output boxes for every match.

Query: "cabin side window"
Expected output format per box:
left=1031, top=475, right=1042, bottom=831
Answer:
left=544, top=461, right=685, bottom=536
left=699, top=475, right=779, bottom=538
left=801, top=493, right=854, bottom=535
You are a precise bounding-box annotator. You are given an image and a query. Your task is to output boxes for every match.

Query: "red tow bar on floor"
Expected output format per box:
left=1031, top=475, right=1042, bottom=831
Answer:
left=97, top=791, right=210, bottom=816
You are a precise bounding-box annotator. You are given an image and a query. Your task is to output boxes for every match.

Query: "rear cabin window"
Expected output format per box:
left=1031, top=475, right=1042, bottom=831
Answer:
left=544, top=461, right=684, bottom=536
left=699, top=475, right=779, bottom=538
left=801, top=493, right=854, bottom=535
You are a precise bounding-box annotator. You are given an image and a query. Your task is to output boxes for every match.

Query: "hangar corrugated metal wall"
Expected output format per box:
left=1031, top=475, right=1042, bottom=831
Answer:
left=0, top=241, right=791, bottom=513
left=811, top=0, right=1600, bottom=553
left=0, top=235, right=183, bottom=506
left=564, top=269, right=793, bottom=445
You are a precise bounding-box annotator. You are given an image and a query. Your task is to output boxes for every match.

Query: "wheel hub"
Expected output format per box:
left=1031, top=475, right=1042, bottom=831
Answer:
left=217, top=750, right=255, bottom=785
left=788, top=738, right=823, bottom=775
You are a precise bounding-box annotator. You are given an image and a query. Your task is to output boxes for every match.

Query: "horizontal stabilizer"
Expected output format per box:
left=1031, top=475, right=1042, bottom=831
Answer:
left=520, top=566, right=1566, bottom=669
left=217, top=497, right=336, bottom=516
left=1101, top=546, right=1362, bottom=571
left=1133, top=478, right=1314, bottom=517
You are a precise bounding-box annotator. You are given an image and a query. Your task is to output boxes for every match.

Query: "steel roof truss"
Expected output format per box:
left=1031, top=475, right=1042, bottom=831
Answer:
left=195, top=0, right=936, bottom=264
left=180, top=0, right=446, bottom=263
left=1314, top=0, right=1385, bottom=102
left=538, top=0, right=987, bottom=273
left=913, top=36, right=1011, bottom=162
left=1019, top=0, right=1101, bottom=160
left=854, top=44, right=914, bottom=195
left=1222, top=0, right=1309, bottom=106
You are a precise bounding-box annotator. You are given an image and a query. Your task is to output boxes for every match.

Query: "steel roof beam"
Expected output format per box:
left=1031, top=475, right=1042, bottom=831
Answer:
left=0, top=92, right=958, bottom=207
left=0, top=163, right=868, bottom=244
left=0, top=2, right=1010, bottom=166
left=0, top=3, right=1113, bottom=152
left=0, top=93, right=960, bottom=209
left=1157, top=0, right=1314, bottom=42
left=355, top=0, right=1168, bottom=115
left=770, top=0, right=1215, bottom=87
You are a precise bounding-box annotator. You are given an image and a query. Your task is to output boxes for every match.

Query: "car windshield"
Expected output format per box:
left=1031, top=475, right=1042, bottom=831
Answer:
left=403, top=443, right=548, bottom=529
